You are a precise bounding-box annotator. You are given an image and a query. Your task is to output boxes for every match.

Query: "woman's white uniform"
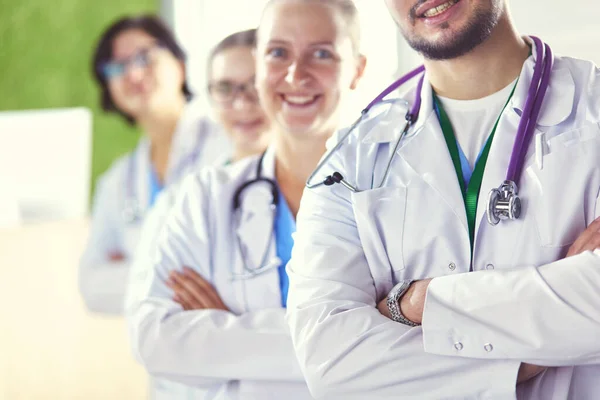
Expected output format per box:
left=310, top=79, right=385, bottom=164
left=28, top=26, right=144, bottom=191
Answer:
left=78, top=104, right=231, bottom=315
left=286, top=40, right=600, bottom=399
left=126, top=147, right=312, bottom=400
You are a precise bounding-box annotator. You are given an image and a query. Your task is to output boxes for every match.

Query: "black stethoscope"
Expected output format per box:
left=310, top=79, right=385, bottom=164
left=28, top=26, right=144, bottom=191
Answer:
left=231, top=151, right=281, bottom=279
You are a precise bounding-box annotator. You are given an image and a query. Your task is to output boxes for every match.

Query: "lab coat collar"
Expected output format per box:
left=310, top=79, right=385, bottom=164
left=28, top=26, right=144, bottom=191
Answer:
left=509, top=36, right=575, bottom=127
left=131, top=104, right=209, bottom=216
left=361, top=36, right=575, bottom=143
left=361, top=70, right=432, bottom=145
left=132, top=103, right=204, bottom=214
left=260, top=144, right=277, bottom=181
left=233, top=146, right=282, bottom=310
left=164, top=103, right=207, bottom=185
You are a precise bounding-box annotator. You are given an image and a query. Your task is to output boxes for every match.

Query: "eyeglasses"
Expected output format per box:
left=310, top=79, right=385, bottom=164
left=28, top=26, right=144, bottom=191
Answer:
left=101, top=43, right=163, bottom=81
left=208, top=77, right=258, bottom=105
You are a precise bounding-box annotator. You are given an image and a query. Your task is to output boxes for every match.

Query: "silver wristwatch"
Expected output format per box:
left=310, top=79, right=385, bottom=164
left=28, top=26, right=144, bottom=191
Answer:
left=387, top=280, right=420, bottom=327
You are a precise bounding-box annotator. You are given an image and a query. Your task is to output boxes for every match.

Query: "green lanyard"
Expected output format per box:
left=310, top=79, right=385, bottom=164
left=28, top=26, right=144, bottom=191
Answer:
left=433, top=82, right=518, bottom=253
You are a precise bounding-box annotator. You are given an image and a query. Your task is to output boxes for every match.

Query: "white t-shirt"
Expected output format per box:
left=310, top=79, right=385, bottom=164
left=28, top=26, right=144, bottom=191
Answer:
left=437, top=79, right=517, bottom=169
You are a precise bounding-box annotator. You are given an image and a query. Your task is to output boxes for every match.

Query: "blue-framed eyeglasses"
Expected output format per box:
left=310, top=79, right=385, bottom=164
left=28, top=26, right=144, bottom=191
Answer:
left=101, top=43, right=163, bottom=80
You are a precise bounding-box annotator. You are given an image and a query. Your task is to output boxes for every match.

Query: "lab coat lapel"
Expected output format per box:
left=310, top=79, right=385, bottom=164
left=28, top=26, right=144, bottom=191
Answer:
left=471, top=101, right=522, bottom=264
left=134, top=139, right=152, bottom=214
left=508, top=37, right=575, bottom=130
left=120, top=141, right=150, bottom=251
left=396, top=78, right=470, bottom=232
left=233, top=147, right=282, bottom=310
left=164, top=104, right=205, bottom=185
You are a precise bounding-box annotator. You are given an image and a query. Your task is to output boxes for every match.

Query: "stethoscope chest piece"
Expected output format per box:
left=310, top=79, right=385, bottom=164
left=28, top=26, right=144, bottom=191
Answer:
left=486, top=180, right=521, bottom=226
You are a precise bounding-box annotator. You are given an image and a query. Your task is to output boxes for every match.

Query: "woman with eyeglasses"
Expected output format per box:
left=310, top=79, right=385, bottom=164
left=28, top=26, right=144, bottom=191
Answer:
left=79, top=16, right=269, bottom=315
left=124, top=28, right=272, bottom=399
left=207, top=32, right=271, bottom=164
left=126, top=0, right=366, bottom=398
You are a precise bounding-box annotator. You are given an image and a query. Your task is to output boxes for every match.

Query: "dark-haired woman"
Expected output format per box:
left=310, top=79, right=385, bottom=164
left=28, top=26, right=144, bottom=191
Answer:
left=79, top=16, right=270, bottom=315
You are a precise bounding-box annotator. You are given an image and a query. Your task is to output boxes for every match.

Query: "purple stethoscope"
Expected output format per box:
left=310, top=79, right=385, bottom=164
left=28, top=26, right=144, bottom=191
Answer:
left=306, top=36, right=553, bottom=227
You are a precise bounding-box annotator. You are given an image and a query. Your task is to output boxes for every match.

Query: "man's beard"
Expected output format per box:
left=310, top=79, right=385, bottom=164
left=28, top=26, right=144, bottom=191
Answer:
left=402, top=2, right=502, bottom=60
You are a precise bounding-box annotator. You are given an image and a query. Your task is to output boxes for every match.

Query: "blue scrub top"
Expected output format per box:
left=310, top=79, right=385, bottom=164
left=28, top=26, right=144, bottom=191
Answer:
left=148, top=166, right=164, bottom=207
left=274, top=189, right=296, bottom=308
left=456, top=143, right=487, bottom=187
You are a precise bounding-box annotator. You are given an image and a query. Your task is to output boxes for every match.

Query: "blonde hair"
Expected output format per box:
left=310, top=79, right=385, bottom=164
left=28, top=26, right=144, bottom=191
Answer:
left=260, top=0, right=361, bottom=54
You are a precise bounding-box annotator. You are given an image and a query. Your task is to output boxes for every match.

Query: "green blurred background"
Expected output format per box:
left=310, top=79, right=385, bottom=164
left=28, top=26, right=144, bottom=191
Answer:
left=0, top=0, right=157, bottom=195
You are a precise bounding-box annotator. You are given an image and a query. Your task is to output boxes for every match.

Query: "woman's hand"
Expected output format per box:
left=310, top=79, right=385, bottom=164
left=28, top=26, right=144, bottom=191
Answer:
left=167, top=267, right=229, bottom=311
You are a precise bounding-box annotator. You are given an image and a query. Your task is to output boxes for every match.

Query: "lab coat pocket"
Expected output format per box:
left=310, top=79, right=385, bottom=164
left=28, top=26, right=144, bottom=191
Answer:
left=352, top=186, right=407, bottom=279
left=529, top=127, right=600, bottom=248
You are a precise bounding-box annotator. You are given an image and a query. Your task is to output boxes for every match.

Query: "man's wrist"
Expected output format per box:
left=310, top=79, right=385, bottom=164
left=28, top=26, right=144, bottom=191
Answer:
left=399, top=282, right=419, bottom=324
left=387, top=281, right=420, bottom=326
left=400, top=278, right=433, bottom=325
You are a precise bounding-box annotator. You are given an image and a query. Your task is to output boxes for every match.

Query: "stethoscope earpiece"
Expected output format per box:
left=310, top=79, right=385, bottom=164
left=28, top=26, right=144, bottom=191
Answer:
left=323, top=172, right=345, bottom=186
left=332, top=172, right=344, bottom=182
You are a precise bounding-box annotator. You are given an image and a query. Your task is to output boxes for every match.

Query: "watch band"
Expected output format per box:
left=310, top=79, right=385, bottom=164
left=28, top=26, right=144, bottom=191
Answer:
left=387, top=280, right=420, bottom=327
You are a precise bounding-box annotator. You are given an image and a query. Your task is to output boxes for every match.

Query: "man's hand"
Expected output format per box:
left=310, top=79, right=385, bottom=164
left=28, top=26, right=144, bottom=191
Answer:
left=567, top=216, right=600, bottom=257
left=377, top=297, right=391, bottom=318
left=108, top=251, right=125, bottom=261
left=167, top=267, right=229, bottom=311
left=517, top=363, right=546, bottom=384
left=378, top=283, right=547, bottom=384
left=379, top=217, right=600, bottom=322
left=376, top=219, right=600, bottom=381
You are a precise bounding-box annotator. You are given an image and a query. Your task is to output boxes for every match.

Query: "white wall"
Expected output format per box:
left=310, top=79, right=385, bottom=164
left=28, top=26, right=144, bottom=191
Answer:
left=164, top=0, right=401, bottom=126
left=509, top=0, right=600, bottom=64
left=395, top=0, right=600, bottom=72
left=165, top=0, right=268, bottom=116
left=164, top=0, right=600, bottom=126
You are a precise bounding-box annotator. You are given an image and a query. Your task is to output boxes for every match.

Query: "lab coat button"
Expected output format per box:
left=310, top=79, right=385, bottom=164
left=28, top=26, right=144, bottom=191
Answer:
left=454, top=342, right=463, bottom=351
left=486, top=264, right=495, bottom=270
left=484, top=343, right=493, bottom=352
left=448, top=262, right=456, bottom=271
